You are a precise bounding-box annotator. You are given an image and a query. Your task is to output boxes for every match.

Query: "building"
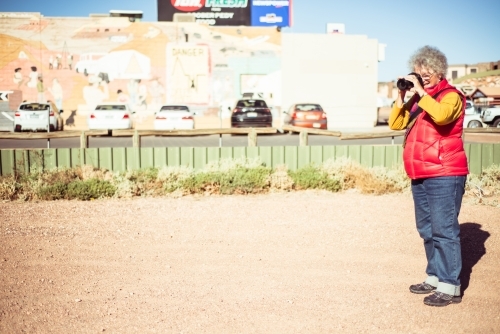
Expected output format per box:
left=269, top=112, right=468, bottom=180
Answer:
left=447, top=61, right=500, bottom=82
left=469, top=87, right=500, bottom=106
left=0, top=11, right=384, bottom=128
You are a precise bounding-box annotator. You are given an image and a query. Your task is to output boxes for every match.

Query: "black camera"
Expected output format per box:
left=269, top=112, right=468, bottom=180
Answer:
left=397, top=72, right=424, bottom=91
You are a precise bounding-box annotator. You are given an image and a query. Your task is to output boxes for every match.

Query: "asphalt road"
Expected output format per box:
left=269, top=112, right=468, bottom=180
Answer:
left=0, top=111, right=14, bottom=133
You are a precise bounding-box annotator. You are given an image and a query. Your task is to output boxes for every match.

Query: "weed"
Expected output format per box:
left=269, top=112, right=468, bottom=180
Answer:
left=289, top=165, right=341, bottom=192
left=66, top=179, right=116, bottom=201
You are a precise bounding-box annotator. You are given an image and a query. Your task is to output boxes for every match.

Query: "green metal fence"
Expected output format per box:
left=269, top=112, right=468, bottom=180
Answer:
left=1, top=144, right=499, bottom=176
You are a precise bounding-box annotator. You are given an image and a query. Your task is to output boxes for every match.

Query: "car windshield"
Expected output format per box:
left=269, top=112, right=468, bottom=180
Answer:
left=236, top=99, right=267, bottom=108
left=95, top=105, right=126, bottom=111
left=295, top=104, right=323, bottom=111
left=160, top=106, right=189, bottom=111
left=20, top=104, right=50, bottom=111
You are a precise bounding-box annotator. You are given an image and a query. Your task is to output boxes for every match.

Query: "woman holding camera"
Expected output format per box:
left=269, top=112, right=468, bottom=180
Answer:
left=389, top=45, right=468, bottom=307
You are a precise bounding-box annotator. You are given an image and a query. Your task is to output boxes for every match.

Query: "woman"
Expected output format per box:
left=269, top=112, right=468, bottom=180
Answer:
left=49, top=78, right=63, bottom=110
left=389, top=45, right=468, bottom=307
left=13, top=68, right=24, bottom=88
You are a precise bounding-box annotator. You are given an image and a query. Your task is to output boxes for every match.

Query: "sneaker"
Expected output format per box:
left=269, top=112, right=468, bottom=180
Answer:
left=423, top=292, right=462, bottom=307
left=409, top=282, right=436, bottom=294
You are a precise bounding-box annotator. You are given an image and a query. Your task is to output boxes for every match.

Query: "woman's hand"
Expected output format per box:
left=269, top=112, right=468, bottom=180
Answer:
left=405, top=74, right=425, bottom=96
left=396, top=76, right=406, bottom=107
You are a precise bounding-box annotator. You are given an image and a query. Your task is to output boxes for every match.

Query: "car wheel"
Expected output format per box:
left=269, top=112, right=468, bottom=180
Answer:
left=467, top=120, right=482, bottom=128
left=49, top=124, right=55, bottom=132
left=493, top=118, right=500, bottom=128
left=14, top=124, right=21, bottom=132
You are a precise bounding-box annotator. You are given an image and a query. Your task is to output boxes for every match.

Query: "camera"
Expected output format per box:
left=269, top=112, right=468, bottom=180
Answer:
left=397, top=72, right=424, bottom=91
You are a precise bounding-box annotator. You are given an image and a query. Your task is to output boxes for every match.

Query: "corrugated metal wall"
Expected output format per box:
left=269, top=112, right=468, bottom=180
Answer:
left=1, top=144, right=499, bottom=176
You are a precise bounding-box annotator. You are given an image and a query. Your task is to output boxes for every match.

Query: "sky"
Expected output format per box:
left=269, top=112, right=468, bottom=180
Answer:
left=1, top=0, right=499, bottom=82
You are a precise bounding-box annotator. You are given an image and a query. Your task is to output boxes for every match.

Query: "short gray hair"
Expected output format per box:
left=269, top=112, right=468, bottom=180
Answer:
left=408, top=45, right=448, bottom=78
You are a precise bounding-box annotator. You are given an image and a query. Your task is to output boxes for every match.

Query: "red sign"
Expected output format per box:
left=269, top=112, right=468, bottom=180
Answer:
left=171, top=0, right=206, bottom=12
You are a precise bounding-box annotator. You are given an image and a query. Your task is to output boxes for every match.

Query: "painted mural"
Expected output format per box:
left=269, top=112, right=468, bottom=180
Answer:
left=0, top=12, right=282, bottom=118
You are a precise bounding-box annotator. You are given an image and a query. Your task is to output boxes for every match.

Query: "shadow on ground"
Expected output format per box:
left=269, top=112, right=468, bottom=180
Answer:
left=460, top=222, right=490, bottom=296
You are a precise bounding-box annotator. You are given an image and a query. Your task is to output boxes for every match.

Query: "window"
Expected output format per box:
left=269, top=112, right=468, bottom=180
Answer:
left=160, top=105, right=189, bottom=111
left=295, top=104, right=323, bottom=111
left=452, top=71, right=458, bottom=80
left=236, top=99, right=268, bottom=108
left=96, top=105, right=126, bottom=110
left=20, top=104, right=49, bottom=111
left=470, top=69, right=477, bottom=74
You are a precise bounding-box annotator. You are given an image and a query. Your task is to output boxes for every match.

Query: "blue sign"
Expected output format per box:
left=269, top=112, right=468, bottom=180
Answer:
left=251, top=0, right=291, bottom=27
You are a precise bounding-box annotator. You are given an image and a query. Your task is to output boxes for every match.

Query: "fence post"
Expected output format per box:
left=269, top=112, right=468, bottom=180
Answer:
left=133, top=130, right=140, bottom=148
left=248, top=128, right=257, bottom=147
left=299, top=131, right=308, bottom=146
left=80, top=131, right=87, bottom=149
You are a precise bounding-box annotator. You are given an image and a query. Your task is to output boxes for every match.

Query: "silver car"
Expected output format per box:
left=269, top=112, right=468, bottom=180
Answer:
left=14, top=101, right=64, bottom=132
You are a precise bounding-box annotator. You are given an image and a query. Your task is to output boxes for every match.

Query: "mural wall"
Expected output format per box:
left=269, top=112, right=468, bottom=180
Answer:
left=0, top=13, right=282, bottom=117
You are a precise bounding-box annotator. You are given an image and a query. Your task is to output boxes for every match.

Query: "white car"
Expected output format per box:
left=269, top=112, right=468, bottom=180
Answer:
left=480, top=105, right=500, bottom=128
left=14, top=101, right=64, bottom=132
left=464, top=112, right=485, bottom=128
left=154, top=105, right=194, bottom=130
left=463, top=99, right=485, bottom=128
left=87, top=103, right=133, bottom=130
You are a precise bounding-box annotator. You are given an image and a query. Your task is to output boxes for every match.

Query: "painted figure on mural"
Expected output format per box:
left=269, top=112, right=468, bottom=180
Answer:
left=68, top=54, right=73, bottom=70
left=27, top=66, right=38, bottom=88
left=13, top=68, right=24, bottom=88
left=137, top=79, right=148, bottom=109
left=49, top=78, right=63, bottom=110
left=127, top=79, right=138, bottom=108
left=149, top=78, right=165, bottom=110
left=83, top=76, right=109, bottom=111
left=49, top=55, right=54, bottom=70
left=56, top=54, right=63, bottom=70
left=53, top=56, right=59, bottom=71
left=37, top=76, right=46, bottom=103
left=116, top=89, right=130, bottom=103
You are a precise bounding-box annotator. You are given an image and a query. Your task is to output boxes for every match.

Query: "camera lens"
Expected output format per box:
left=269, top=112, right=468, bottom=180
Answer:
left=397, top=79, right=413, bottom=91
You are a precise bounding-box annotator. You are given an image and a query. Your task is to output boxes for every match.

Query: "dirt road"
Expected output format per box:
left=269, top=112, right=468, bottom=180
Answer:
left=1, top=191, right=499, bottom=333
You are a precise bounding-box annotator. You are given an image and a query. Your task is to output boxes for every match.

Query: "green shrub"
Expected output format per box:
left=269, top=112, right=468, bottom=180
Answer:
left=289, top=165, right=341, bottom=192
left=181, top=165, right=271, bottom=195
left=66, top=179, right=116, bottom=200
left=158, top=166, right=194, bottom=193
left=2, top=159, right=500, bottom=203
left=37, top=181, right=68, bottom=200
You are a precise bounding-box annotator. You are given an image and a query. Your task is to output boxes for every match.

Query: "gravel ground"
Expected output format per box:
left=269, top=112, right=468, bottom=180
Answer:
left=1, top=191, right=499, bottom=333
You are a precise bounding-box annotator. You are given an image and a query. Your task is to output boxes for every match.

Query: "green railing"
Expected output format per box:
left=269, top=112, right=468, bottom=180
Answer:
left=1, top=143, right=499, bottom=176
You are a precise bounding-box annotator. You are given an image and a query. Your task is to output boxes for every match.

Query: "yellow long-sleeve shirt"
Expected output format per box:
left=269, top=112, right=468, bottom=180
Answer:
left=388, top=92, right=463, bottom=130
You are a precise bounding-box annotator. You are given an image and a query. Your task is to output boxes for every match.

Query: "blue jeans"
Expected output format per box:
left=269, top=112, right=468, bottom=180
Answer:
left=411, top=176, right=466, bottom=296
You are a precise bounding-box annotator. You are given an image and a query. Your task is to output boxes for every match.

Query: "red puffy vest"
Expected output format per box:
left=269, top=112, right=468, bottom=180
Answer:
left=403, top=81, right=469, bottom=179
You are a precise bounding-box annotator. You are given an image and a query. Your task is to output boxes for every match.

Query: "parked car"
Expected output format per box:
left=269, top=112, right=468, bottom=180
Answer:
left=282, top=103, right=327, bottom=129
left=231, top=99, right=273, bottom=128
left=463, top=99, right=485, bottom=128
left=14, top=101, right=64, bottom=132
left=480, top=105, right=500, bottom=128
left=464, top=113, right=485, bottom=128
left=464, top=99, right=475, bottom=115
left=87, top=103, right=133, bottom=130
left=154, top=105, right=194, bottom=130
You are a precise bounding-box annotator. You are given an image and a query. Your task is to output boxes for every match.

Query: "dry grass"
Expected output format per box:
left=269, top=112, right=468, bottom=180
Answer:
left=0, top=158, right=499, bottom=206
